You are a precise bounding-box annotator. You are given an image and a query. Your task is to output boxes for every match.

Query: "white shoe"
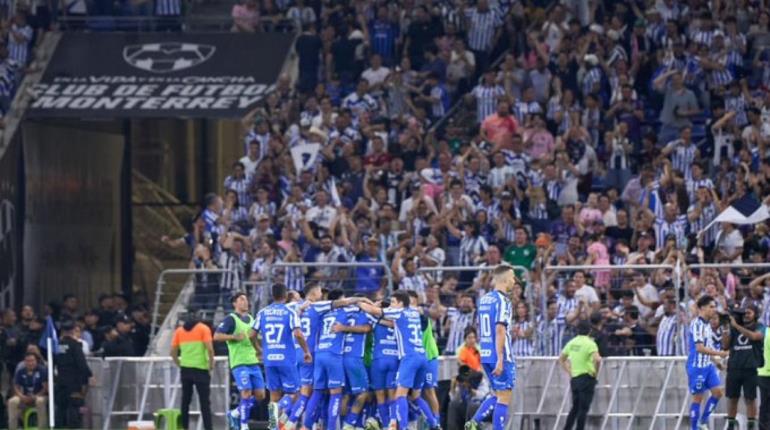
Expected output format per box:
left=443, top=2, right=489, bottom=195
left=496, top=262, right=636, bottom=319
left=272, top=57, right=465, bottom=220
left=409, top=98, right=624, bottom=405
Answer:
left=698, top=424, right=709, bottom=430
left=364, top=418, right=380, bottom=430
left=240, top=424, right=250, bottom=430
left=342, top=425, right=355, bottom=430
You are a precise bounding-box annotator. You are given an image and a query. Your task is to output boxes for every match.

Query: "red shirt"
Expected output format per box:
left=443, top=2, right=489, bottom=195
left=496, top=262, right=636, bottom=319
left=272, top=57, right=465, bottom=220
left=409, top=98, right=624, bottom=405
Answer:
left=482, top=113, right=518, bottom=150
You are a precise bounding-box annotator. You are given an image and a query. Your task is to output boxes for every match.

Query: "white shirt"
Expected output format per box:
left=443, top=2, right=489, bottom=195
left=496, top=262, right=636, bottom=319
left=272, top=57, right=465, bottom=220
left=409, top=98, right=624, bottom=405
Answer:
left=305, top=205, right=337, bottom=230
left=633, top=283, right=660, bottom=319
left=575, top=284, right=600, bottom=305
left=717, top=228, right=744, bottom=264
left=361, top=67, right=391, bottom=87
left=239, top=155, right=259, bottom=177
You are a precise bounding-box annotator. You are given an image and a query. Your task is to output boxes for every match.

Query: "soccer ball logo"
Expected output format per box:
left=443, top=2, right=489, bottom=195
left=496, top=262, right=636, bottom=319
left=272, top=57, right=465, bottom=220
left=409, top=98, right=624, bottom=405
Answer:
left=122, top=42, right=216, bottom=73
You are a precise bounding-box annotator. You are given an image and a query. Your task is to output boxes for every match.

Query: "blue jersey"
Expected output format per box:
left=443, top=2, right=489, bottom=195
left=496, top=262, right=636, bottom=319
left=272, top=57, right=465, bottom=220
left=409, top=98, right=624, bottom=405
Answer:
left=688, top=317, right=715, bottom=369
left=369, top=314, right=399, bottom=359
left=343, top=306, right=370, bottom=359
left=478, top=290, right=514, bottom=364
left=382, top=307, right=425, bottom=359
left=316, top=307, right=347, bottom=355
left=298, top=300, right=333, bottom=354
left=254, top=303, right=300, bottom=365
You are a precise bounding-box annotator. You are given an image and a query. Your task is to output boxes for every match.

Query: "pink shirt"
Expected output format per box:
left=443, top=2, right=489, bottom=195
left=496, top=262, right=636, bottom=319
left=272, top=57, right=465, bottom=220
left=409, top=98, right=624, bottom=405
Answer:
left=579, top=207, right=603, bottom=225
left=587, top=241, right=610, bottom=288
left=524, top=128, right=555, bottom=160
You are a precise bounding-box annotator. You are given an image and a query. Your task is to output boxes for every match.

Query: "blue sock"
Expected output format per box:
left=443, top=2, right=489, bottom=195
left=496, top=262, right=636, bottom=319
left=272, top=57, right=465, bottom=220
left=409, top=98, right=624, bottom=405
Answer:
left=408, top=400, right=420, bottom=422
left=397, top=397, right=409, bottom=430
left=303, top=391, right=323, bottom=429
left=319, top=394, right=329, bottom=424
left=690, top=402, right=701, bottom=430
left=239, top=398, right=251, bottom=425
left=345, top=410, right=360, bottom=426
left=278, top=394, right=293, bottom=415
left=492, top=403, right=508, bottom=430
left=389, top=401, right=398, bottom=426
left=327, top=393, right=342, bottom=430
left=378, top=403, right=390, bottom=426
left=472, top=396, right=497, bottom=422
left=289, top=394, right=308, bottom=424
left=701, top=397, right=719, bottom=424
left=414, top=398, right=439, bottom=428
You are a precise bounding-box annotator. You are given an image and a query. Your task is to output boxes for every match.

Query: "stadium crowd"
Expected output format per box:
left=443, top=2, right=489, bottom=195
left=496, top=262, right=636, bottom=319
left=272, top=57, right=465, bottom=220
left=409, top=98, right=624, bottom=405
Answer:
left=158, top=0, right=770, bottom=364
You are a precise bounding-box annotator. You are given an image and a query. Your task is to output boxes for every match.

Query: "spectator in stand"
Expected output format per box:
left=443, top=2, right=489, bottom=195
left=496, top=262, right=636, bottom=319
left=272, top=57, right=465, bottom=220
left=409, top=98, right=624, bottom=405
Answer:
left=456, top=327, right=481, bottom=371
left=231, top=0, right=261, bottom=32
left=102, top=313, right=136, bottom=357
left=7, top=353, right=47, bottom=430
left=504, top=227, right=536, bottom=271
left=55, top=320, right=91, bottom=429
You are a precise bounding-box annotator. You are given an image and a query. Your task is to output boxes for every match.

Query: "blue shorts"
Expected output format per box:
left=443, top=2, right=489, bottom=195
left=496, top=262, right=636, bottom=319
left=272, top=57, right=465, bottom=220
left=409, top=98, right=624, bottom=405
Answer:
left=343, top=356, right=369, bottom=395
left=688, top=365, right=721, bottom=395
left=370, top=357, right=399, bottom=391
left=232, top=365, right=265, bottom=392
left=313, top=352, right=345, bottom=390
left=482, top=362, right=516, bottom=392
left=299, top=362, right=314, bottom=387
left=265, top=364, right=300, bottom=393
left=422, top=359, right=439, bottom=389
left=395, top=355, right=429, bottom=390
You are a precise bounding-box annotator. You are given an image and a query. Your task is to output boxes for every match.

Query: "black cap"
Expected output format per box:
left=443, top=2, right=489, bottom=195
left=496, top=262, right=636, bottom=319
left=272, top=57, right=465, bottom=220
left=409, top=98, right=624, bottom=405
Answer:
left=115, top=312, right=132, bottom=325
left=59, top=319, right=76, bottom=332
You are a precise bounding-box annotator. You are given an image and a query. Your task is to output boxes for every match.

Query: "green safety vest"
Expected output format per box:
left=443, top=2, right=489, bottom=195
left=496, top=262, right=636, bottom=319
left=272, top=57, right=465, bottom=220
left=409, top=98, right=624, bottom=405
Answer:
left=226, top=313, right=259, bottom=368
left=423, top=319, right=439, bottom=361
left=758, top=327, right=770, bottom=377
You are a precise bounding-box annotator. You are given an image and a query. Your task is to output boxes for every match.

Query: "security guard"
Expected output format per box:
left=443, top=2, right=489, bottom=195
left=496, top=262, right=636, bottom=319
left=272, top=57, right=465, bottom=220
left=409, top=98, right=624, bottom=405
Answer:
left=758, top=322, right=770, bottom=430
left=55, top=320, right=92, bottom=429
left=559, top=320, right=602, bottom=430
left=171, top=310, right=214, bottom=430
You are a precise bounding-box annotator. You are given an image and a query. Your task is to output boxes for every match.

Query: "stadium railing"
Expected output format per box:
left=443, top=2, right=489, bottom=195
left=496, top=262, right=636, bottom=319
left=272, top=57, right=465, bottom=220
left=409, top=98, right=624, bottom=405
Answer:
left=149, top=268, right=238, bottom=355
left=56, top=15, right=299, bottom=32
left=87, top=356, right=230, bottom=430
left=266, top=261, right=394, bottom=297
left=541, top=263, right=682, bottom=355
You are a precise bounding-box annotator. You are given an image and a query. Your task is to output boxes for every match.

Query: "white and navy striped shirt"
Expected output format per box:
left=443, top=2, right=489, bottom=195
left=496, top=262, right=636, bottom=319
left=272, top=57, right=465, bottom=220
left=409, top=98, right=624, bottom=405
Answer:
left=224, top=174, right=254, bottom=208
left=656, top=313, right=679, bottom=356
left=464, top=7, right=502, bottom=52
left=665, top=140, right=698, bottom=180
left=399, top=273, right=429, bottom=298
left=8, top=24, right=32, bottom=65
left=459, top=234, right=488, bottom=266
left=445, top=308, right=477, bottom=354
left=556, top=295, right=577, bottom=348
left=686, top=178, right=714, bottom=203
left=688, top=202, right=717, bottom=246
left=341, top=92, right=379, bottom=118
left=725, top=94, right=749, bottom=128
left=472, top=84, right=506, bottom=123
left=654, top=215, right=688, bottom=250
left=219, top=251, right=245, bottom=291
left=512, top=100, right=542, bottom=124
left=687, top=317, right=714, bottom=369
left=512, top=319, right=534, bottom=357
left=155, top=0, right=181, bottom=16
left=582, top=66, right=603, bottom=96
left=538, top=317, right=560, bottom=356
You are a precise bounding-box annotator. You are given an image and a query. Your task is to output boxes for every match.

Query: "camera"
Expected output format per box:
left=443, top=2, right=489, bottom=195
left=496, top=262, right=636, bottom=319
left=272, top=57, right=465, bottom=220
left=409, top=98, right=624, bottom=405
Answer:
left=718, top=307, right=746, bottom=326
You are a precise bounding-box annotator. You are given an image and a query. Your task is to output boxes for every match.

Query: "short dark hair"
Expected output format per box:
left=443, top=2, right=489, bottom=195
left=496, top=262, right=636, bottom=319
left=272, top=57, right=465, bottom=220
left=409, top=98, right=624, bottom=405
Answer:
left=391, top=291, right=410, bottom=308
left=24, top=352, right=38, bottom=361
left=230, top=292, right=248, bottom=304
left=697, top=295, right=715, bottom=309
left=327, top=289, right=345, bottom=301
left=272, top=284, right=288, bottom=301
left=464, top=326, right=477, bottom=339
left=303, top=283, right=321, bottom=297
left=576, top=319, right=592, bottom=335
left=406, top=290, right=419, bottom=300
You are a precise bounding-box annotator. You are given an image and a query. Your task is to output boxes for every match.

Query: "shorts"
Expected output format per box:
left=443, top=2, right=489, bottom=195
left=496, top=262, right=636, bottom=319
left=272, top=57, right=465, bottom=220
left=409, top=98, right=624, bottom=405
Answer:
left=265, top=364, right=300, bottom=393
left=423, top=359, right=439, bottom=389
left=370, top=357, right=399, bottom=391
left=343, top=356, right=369, bottom=395
left=395, top=355, right=429, bottom=390
left=482, top=362, right=516, bottom=392
left=313, top=352, right=345, bottom=390
left=688, top=365, right=721, bottom=395
left=232, top=365, right=265, bottom=392
left=726, top=368, right=758, bottom=400
left=299, top=362, right=314, bottom=387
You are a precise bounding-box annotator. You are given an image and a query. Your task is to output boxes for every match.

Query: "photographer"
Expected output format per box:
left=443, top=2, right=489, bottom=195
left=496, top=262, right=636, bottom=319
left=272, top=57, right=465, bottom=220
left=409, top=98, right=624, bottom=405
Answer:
left=446, top=364, right=487, bottom=430
left=722, top=304, right=765, bottom=430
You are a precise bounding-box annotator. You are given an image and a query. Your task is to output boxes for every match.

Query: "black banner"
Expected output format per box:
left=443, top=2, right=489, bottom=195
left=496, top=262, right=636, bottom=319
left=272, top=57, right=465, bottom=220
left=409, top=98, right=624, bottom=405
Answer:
left=0, top=137, right=20, bottom=310
left=28, top=32, right=294, bottom=118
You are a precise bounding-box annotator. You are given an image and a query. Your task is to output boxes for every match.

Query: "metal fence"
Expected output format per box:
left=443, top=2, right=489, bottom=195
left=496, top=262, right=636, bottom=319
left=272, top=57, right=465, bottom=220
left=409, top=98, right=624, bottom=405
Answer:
left=87, top=356, right=230, bottom=430
left=266, top=261, right=394, bottom=296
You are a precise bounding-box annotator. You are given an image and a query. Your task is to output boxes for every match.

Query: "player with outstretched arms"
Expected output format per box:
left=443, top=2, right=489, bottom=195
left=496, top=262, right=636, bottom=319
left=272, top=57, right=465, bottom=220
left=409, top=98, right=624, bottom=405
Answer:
left=253, top=284, right=312, bottom=430
left=465, top=264, right=517, bottom=430
left=356, top=290, right=430, bottom=430
left=687, top=295, right=730, bottom=430
left=213, top=292, right=265, bottom=430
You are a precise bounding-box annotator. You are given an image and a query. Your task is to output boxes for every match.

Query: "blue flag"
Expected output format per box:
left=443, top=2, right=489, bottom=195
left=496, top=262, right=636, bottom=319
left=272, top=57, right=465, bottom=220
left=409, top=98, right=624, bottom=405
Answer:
left=38, top=316, right=59, bottom=354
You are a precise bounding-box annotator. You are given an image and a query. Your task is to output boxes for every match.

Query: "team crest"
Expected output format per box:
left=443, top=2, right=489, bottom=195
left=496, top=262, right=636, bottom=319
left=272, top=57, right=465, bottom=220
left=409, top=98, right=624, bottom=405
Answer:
left=122, top=42, right=215, bottom=73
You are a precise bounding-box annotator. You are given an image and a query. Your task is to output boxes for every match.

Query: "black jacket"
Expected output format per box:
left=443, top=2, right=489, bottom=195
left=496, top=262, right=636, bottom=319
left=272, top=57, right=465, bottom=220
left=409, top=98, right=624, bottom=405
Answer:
left=55, top=336, right=92, bottom=392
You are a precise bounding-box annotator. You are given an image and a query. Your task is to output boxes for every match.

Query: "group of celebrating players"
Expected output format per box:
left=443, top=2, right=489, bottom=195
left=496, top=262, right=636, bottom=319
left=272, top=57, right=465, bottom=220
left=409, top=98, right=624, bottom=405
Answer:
left=211, top=264, right=519, bottom=430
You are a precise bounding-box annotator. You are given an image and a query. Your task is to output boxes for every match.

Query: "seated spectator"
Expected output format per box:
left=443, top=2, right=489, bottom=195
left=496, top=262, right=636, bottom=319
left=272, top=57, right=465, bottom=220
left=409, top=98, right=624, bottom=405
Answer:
left=8, top=353, right=48, bottom=430
left=456, top=327, right=481, bottom=372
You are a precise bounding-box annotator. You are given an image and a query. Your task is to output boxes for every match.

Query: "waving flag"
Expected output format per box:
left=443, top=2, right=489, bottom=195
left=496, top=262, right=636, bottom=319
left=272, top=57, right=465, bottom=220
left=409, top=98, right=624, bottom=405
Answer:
left=698, top=195, right=769, bottom=237
left=38, top=316, right=59, bottom=354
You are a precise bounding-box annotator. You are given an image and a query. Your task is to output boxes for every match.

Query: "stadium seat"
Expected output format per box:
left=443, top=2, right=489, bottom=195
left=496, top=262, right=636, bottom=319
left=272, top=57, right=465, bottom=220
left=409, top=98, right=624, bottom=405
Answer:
left=22, top=407, right=37, bottom=430
left=154, top=408, right=182, bottom=430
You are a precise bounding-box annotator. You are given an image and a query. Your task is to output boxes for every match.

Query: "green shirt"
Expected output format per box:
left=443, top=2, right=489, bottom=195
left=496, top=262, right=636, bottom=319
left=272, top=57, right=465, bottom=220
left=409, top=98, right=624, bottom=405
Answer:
left=503, top=243, right=536, bottom=273
left=561, top=335, right=599, bottom=378
left=423, top=319, right=439, bottom=361
left=226, top=313, right=259, bottom=369
left=758, top=327, right=770, bottom=377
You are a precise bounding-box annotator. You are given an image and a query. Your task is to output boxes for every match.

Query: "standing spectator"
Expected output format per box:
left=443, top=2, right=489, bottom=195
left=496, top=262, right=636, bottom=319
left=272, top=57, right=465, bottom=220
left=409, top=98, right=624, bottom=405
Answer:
left=102, top=313, right=136, bottom=357
left=434, top=292, right=477, bottom=355
left=481, top=100, right=518, bottom=150
left=472, top=72, right=507, bottom=124
left=512, top=302, right=535, bottom=357
left=171, top=311, right=214, bottom=430
left=7, top=353, right=47, bottom=430
left=504, top=227, right=536, bottom=271
left=462, top=0, right=501, bottom=73
left=231, top=0, right=261, bottom=32
left=55, top=321, right=92, bottom=429
left=369, top=7, right=399, bottom=65
left=7, top=11, right=32, bottom=66
left=405, top=6, right=441, bottom=69
left=224, top=162, right=254, bottom=210
left=355, top=237, right=385, bottom=295
left=654, top=69, right=700, bottom=145
left=154, top=0, right=182, bottom=31
left=456, top=327, right=481, bottom=371
left=295, top=24, right=323, bottom=93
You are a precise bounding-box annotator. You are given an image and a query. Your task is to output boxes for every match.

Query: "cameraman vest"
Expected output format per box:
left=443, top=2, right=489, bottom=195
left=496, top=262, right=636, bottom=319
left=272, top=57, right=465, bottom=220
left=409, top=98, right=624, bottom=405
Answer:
left=727, top=323, right=766, bottom=370
left=758, top=327, right=770, bottom=377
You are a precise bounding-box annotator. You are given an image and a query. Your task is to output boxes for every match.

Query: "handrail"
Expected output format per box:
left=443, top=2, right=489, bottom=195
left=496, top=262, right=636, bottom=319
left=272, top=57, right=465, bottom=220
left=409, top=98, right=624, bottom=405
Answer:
left=271, top=261, right=394, bottom=292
